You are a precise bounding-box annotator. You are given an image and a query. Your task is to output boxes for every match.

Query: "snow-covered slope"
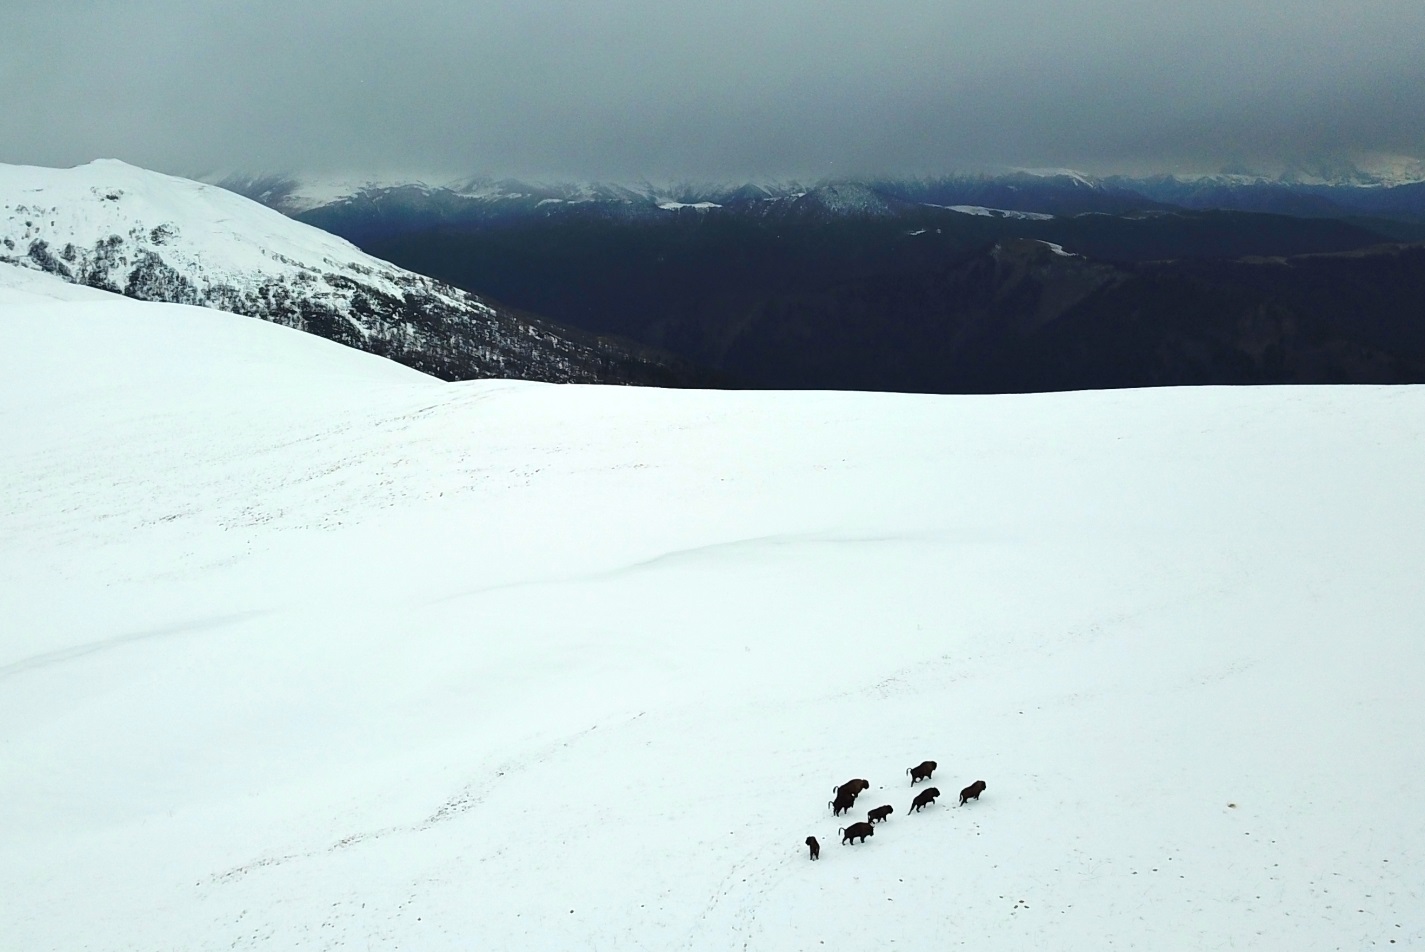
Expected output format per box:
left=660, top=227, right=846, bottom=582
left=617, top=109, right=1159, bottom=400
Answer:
left=2, top=268, right=1423, bottom=950
left=0, top=160, right=700, bottom=385
left=941, top=204, right=1056, bottom=220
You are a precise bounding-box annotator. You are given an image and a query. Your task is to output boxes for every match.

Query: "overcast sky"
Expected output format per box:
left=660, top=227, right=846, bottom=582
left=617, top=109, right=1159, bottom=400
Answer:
left=4, top=0, right=1423, bottom=181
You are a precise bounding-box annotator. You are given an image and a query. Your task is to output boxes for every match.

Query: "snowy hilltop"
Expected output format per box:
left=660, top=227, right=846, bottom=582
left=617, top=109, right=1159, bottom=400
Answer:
left=2, top=266, right=1423, bottom=950
left=0, top=160, right=704, bottom=385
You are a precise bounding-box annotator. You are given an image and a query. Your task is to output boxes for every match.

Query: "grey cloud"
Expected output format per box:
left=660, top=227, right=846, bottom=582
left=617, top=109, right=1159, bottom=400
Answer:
left=3, top=0, right=1423, bottom=180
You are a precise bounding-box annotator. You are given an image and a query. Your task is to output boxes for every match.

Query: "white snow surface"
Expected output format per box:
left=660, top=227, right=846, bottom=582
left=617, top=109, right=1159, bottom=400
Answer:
left=3, top=269, right=1424, bottom=950
left=4, top=160, right=364, bottom=273
left=0, top=260, right=120, bottom=303
left=940, top=204, right=1056, bottom=221
left=0, top=159, right=486, bottom=317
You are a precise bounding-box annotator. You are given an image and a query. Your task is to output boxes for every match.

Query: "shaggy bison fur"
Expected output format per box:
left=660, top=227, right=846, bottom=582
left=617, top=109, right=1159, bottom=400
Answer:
left=806, top=835, right=820, bottom=860
left=833, top=779, right=870, bottom=799
left=839, top=822, right=875, bottom=844
left=907, top=760, right=937, bottom=784
left=829, top=793, right=857, bottom=816
left=959, top=780, right=987, bottom=806
left=867, top=804, right=894, bottom=823
left=910, top=786, right=941, bottom=812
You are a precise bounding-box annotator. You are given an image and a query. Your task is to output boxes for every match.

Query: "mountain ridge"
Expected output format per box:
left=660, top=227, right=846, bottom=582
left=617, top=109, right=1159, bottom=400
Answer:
left=215, top=164, right=1425, bottom=239
left=0, top=160, right=716, bottom=387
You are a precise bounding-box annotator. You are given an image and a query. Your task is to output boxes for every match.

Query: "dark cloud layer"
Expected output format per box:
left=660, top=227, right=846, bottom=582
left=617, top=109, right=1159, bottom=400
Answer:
left=4, top=0, right=1423, bottom=179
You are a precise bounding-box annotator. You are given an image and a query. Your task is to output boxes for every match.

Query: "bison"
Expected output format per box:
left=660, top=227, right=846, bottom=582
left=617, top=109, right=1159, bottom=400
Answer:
left=833, top=779, right=870, bottom=800
left=910, top=786, right=941, bottom=812
left=867, top=804, right=894, bottom=823
left=907, top=760, right=937, bottom=784
left=829, top=793, right=857, bottom=816
left=958, top=780, right=987, bottom=806
left=839, top=822, right=875, bottom=844
left=806, top=835, right=820, bottom=860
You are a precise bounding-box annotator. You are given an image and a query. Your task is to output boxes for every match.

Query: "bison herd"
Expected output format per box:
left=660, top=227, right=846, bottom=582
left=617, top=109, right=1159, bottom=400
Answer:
left=805, top=761, right=988, bottom=860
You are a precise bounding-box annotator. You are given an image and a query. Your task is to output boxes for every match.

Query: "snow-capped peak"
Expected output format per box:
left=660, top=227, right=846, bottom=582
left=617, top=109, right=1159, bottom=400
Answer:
left=1010, top=167, right=1101, bottom=189
left=4, top=159, right=392, bottom=281
left=0, top=160, right=698, bottom=385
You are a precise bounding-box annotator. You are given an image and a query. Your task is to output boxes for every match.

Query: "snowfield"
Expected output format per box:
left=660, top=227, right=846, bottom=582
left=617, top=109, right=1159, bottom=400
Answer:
left=940, top=204, right=1056, bottom=221
left=2, top=266, right=1423, bottom=950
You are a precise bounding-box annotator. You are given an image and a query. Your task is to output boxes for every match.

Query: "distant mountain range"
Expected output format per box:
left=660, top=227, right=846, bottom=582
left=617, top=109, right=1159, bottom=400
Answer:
left=0, top=161, right=714, bottom=387
left=215, top=160, right=1425, bottom=236
left=4, top=159, right=1423, bottom=395
left=214, top=171, right=1177, bottom=245
left=199, top=164, right=1425, bottom=392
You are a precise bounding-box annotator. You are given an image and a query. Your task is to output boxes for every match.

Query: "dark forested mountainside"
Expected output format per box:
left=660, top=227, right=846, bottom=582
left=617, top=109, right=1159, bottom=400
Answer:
left=715, top=240, right=1425, bottom=392
left=348, top=205, right=1417, bottom=389
left=376, top=231, right=1425, bottom=392
left=1115, top=177, right=1425, bottom=225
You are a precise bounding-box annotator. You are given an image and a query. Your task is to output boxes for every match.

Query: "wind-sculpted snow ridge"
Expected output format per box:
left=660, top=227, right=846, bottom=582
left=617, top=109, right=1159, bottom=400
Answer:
left=0, top=160, right=702, bottom=386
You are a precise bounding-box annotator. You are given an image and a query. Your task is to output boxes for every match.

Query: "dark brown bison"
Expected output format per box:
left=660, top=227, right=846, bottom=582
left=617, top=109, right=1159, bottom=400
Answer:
left=958, top=780, right=987, bottom=806
left=839, top=822, right=874, bottom=844
left=806, top=835, right=820, bottom=860
left=867, top=804, right=894, bottom=823
left=829, top=792, right=857, bottom=816
left=910, top=786, right=941, bottom=812
left=907, top=760, right=937, bottom=784
left=833, top=779, right=870, bottom=800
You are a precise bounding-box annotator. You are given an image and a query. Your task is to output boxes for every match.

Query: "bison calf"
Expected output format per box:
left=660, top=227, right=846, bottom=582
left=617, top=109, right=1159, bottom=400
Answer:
left=907, top=760, right=937, bottom=784
left=806, top=835, right=820, bottom=860
left=958, top=780, right=987, bottom=806
left=910, top=786, right=941, bottom=812
left=867, top=804, right=894, bottom=823
left=829, top=793, right=857, bottom=816
left=839, top=822, right=875, bottom=844
left=833, top=778, right=870, bottom=800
